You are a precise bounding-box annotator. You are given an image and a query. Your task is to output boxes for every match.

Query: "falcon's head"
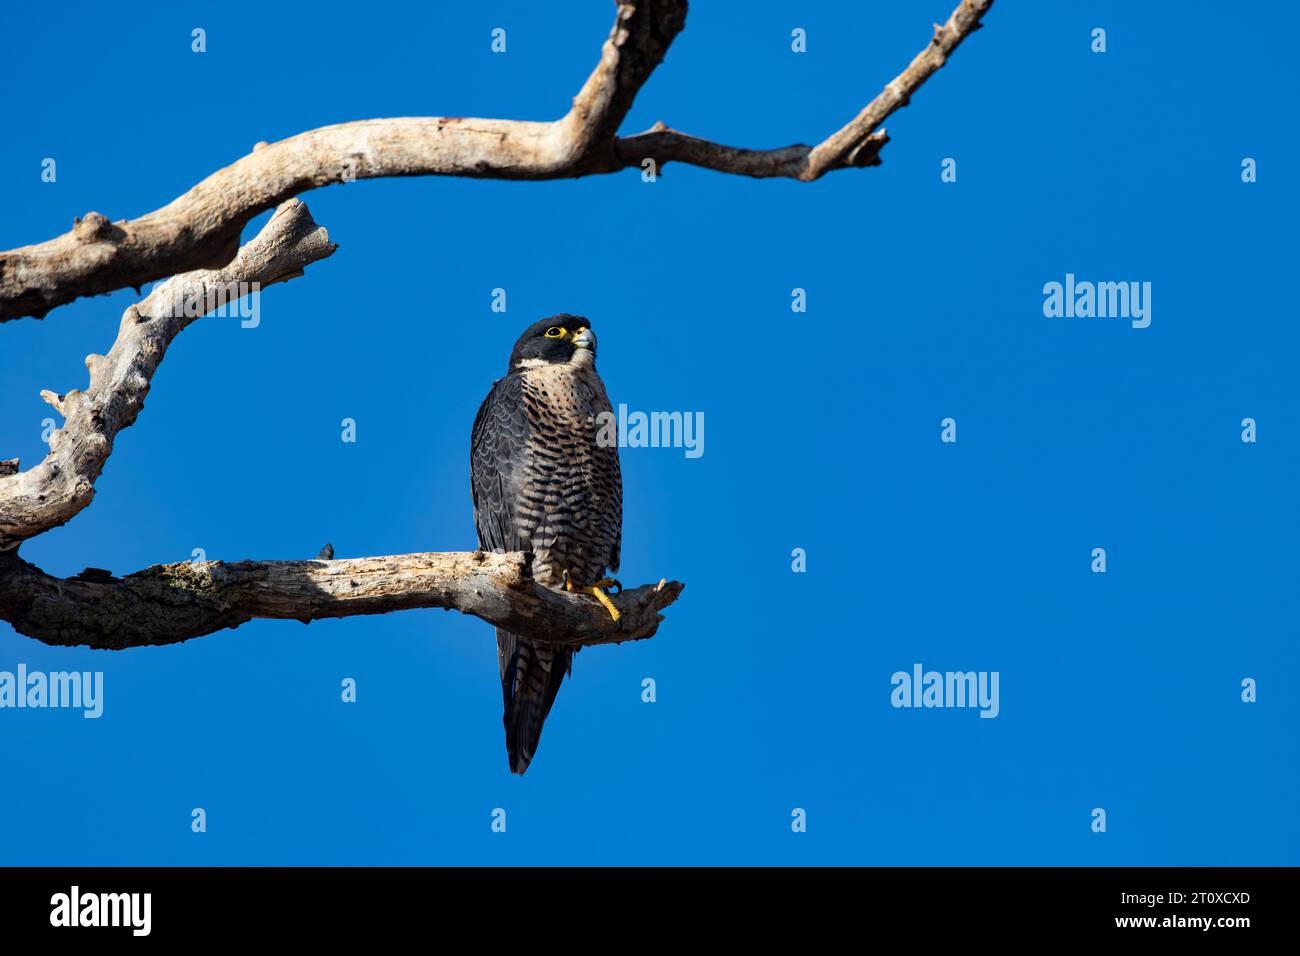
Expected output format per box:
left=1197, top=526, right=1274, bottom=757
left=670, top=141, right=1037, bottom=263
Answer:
left=509, top=314, right=597, bottom=370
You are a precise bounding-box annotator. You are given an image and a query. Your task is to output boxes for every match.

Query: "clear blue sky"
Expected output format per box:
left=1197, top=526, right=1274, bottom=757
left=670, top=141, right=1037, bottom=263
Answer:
left=1, top=1, right=1296, bottom=865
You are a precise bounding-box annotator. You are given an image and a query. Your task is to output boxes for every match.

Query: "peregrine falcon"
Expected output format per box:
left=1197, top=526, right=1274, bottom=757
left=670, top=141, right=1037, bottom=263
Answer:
left=470, top=315, right=623, bottom=774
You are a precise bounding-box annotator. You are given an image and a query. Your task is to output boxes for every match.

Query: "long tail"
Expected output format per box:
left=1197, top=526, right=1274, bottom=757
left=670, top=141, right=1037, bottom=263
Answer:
left=497, top=629, right=572, bottom=774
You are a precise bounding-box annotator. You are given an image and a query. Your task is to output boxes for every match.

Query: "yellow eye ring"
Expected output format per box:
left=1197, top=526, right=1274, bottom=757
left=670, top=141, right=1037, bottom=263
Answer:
left=544, top=327, right=566, bottom=339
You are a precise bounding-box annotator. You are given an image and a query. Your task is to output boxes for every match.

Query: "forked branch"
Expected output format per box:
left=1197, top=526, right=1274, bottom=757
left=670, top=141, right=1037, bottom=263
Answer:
left=0, top=0, right=994, bottom=321
left=0, top=199, right=337, bottom=552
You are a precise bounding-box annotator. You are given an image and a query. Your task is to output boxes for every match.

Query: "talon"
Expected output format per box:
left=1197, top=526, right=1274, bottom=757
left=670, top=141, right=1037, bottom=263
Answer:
left=560, top=570, right=621, bottom=622
left=580, top=584, right=621, bottom=623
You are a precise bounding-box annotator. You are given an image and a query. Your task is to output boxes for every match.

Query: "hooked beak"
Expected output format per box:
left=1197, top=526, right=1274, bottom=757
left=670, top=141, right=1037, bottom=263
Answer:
left=573, top=327, right=596, bottom=351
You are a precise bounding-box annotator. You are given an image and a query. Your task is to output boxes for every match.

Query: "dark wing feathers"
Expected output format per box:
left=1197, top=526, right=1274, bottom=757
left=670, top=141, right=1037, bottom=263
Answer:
left=470, top=373, right=529, bottom=554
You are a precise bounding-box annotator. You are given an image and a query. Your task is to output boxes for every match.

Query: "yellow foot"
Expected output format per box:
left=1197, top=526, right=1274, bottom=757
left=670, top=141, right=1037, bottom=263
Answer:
left=562, top=572, right=623, bottom=623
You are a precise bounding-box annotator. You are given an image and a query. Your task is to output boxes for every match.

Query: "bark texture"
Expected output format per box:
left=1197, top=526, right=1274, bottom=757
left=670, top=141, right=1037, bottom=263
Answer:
left=0, top=199, right=337, bottom=551
left=0, top=0, right=994, bottom=322
left=0, top=550, right=683, bottom=650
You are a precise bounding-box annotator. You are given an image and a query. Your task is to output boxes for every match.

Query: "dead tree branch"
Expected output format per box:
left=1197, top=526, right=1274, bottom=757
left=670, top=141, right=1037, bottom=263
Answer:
left=0, top=549, right=684, bottom=651
left=618, top=0, right=994, bottom=179
left=0, top=0, right=995, bottom=321
left=0, top=199, right=337, bottom=552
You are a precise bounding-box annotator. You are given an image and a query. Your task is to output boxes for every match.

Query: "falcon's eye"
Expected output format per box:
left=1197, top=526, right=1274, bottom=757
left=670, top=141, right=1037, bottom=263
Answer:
left=544, top=327, right=566, bottom=339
